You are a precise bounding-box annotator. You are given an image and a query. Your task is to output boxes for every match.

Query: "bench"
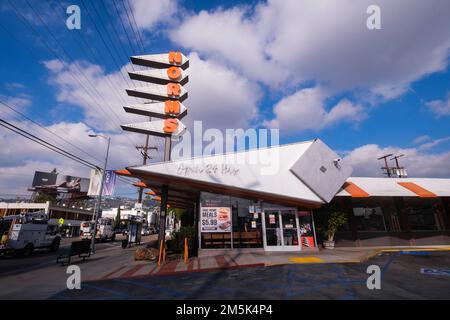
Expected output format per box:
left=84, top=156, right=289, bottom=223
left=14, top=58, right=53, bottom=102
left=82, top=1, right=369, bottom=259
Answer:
left=56, top=240, right=91, bottom=265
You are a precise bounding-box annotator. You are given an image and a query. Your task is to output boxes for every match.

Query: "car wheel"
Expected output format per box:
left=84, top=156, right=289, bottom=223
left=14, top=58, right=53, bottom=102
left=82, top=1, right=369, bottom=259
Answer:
left=23, top=243, right=34, bottom=257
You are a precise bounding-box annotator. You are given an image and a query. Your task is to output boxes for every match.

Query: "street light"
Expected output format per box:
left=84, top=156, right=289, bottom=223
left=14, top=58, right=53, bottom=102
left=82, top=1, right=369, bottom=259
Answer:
left=88, top=134, right=111, bottom=253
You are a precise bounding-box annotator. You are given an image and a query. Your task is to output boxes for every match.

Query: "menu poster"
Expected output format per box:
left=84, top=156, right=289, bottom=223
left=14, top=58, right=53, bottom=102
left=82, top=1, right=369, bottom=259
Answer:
left=269, top=214, right=276, bottom=224
left=251, top=221, right=256, bottom=229
left=200, top=207, right=231, bottom=232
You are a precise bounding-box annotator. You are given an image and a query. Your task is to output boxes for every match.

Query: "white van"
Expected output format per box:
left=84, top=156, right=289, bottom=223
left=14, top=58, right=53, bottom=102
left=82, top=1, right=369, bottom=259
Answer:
left=0, top=211, right=61, bottom=256
left=80, top=218, right=115, bottom=242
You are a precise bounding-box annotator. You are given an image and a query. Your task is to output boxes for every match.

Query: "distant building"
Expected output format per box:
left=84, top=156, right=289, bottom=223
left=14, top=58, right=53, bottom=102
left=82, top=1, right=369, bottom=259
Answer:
left=0, top=201, right=94, bottom=237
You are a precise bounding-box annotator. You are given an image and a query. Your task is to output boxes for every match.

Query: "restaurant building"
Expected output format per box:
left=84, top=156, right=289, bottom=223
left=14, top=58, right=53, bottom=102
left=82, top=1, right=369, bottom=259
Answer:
left=116, top=139, right=450, bottom=254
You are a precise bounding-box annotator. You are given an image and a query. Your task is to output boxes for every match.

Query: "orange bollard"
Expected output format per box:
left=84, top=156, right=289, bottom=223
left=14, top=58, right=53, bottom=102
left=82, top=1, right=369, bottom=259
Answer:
left=163, top=242, right=166, bottom=263
left=158, top=239, right=163, bottom=267
left=184, top=237, right=188, bottom=264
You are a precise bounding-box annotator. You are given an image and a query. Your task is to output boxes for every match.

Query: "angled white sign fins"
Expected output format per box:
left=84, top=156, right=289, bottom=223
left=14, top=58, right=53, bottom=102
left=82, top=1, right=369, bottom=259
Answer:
left=128, top=68, right=189, bottom=85
left=123, top=101, right=187, bottom=119
left=123, top=51, right=189, bottom=146
left=121, top=119, right=186, bottom=138
left=126, top=83, right=188, bottom=102
left=130, top=52, right=189, bottom=70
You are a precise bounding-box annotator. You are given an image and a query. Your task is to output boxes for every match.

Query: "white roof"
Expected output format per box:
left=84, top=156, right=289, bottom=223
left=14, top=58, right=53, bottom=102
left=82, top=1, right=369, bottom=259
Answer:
left=130, top=139, right=352, bottom=205
left=132, top=141, right=321, bottom=203
left=336, top=177, right=450, bottom=197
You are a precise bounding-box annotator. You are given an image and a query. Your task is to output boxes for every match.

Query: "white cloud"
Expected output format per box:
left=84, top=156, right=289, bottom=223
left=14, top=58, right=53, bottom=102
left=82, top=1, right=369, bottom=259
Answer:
left=0, top=120, right=141, bottom=195
left=0, top=94, right=32, bottom=117
left=42, top=59, right=144, bottom=132
left=128, top=0, right=178, bottom=31
left=413, top=135, right=431, bottom=145
left=426, top=93, right=450, bottom=117
left=183, top=52, right=260, bottom=131
left=265, top=87, right=366, bottom=134
left=171, top=0, right=450, bottom=100
left=343, top=144, right=450, bottom=178
left=170, top=7, right=286, bottom=86
left=418, top=136, right=450, bottom=151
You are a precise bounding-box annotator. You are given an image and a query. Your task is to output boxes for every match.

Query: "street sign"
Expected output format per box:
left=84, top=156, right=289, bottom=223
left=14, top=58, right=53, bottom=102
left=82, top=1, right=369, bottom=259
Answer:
left=121, top=119, right=186, bottom=138
left=58, top=218, right=64, bottom=226
left=124, top=101, right=187, bottom=119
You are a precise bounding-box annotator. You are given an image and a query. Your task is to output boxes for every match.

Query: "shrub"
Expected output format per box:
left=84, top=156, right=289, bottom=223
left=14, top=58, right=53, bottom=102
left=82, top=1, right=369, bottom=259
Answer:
left=167, top=226, right=196, bottom=256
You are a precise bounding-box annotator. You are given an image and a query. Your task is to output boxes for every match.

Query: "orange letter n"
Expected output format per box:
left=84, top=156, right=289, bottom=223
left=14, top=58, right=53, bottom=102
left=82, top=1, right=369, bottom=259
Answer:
left=168, top=51, right=182, bottom=65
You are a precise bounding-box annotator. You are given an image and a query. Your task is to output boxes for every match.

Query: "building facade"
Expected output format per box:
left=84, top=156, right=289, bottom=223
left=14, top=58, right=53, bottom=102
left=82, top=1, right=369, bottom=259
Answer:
left=116, top=139, right=450, bottom=254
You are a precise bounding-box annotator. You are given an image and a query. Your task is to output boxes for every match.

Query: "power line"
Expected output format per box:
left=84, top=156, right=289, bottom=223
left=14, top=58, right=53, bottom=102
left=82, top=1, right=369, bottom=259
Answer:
left=124, top=0, right=146, bottom=52
left=0, top=118, right=99, bottom=170
left=0, top=100, right=104, bottom=166
left=51, top=0, right=131, bottom=108
left=111, top=0, right=139, bottom=54
left=8, top=0, right=143, bottom=152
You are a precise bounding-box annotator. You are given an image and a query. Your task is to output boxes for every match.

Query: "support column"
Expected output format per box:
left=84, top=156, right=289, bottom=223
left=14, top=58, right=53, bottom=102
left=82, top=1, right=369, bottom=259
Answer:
left=394, top=197, right=413, bottom=244
left=157, top=184, right=169, bottom=249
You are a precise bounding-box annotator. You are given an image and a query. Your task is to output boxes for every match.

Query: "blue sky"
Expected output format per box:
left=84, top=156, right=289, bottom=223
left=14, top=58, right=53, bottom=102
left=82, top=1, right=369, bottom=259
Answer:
left=0, top=0, right=450, bottom=197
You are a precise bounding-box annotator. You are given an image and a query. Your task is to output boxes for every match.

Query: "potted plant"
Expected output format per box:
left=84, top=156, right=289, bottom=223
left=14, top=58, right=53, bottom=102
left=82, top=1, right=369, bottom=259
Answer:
left=323, top=211, right=348, bottom=249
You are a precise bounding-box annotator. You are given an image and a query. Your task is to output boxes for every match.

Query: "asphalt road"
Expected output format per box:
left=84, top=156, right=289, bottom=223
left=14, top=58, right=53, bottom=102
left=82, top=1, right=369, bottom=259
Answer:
left=52, top=251, right=450, bottom=300
left=0, top=236, right=125, bottom=278
left=0, top=234, right=159, bottom=299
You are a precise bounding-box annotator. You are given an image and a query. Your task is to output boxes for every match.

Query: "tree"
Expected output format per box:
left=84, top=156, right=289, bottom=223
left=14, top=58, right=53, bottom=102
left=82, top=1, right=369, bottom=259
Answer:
left=113, top=206, right=121, bottom=229
left=34, top=191, right=57, bottom=204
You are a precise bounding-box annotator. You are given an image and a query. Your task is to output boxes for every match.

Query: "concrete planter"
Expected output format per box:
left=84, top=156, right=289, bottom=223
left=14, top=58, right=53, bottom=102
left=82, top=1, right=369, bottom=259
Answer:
left=323, top=240, right=335, bottom=249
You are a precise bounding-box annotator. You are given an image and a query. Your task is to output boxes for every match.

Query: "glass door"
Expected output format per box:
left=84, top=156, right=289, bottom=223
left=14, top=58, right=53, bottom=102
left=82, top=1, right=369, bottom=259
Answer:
left=263, top=209, right=301, bottom=251
left=264, top=210, right=282, bottom=248
left=281, top=210, right=299, bottom=247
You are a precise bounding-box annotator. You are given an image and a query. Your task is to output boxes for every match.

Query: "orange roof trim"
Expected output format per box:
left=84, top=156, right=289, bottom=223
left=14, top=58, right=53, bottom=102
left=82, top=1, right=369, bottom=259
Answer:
left=133, top=182, right=147, bottom=188
left=343, top=182, right=370, bottom=198
left=145, top=191, right=156, bottom=196
left=115, top=169, right=132, bottom=176
left=154, top=196, right=162, bottom=201
left=398, top=182, right=437, bottom=198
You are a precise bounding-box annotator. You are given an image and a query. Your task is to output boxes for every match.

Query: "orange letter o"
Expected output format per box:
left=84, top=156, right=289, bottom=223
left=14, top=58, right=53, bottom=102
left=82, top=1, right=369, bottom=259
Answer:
left=167, top=67, right=181, bottom=81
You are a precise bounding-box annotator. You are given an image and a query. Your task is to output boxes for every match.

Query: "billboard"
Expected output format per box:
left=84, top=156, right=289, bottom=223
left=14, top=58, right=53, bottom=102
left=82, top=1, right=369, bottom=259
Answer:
left=87, top=169, right=116, bottom=196
left=31, top=171, right=89, bottom=193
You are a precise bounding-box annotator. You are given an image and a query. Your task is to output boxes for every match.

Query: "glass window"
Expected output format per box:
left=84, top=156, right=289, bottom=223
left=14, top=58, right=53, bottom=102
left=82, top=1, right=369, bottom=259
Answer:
left=199, top=192, right=263, bottom=249
left=404, top=198, right=444, bottom=231
left=353, top=206, right=388, bottom=231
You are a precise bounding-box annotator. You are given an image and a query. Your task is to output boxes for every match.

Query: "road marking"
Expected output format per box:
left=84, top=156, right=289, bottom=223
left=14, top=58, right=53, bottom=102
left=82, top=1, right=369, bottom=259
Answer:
left=420, top=268, right=450, bottom=276
left=289, top=257, right=324, bottom=263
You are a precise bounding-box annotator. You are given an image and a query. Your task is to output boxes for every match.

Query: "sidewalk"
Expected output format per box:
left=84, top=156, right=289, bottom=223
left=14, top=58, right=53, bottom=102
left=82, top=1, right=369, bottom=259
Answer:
left=95, top=245, right=450, bottom=281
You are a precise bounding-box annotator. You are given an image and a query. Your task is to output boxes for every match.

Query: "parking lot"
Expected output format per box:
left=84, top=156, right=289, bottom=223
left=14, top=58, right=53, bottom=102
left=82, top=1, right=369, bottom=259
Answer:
left=52, top=250, right=450, bottom=300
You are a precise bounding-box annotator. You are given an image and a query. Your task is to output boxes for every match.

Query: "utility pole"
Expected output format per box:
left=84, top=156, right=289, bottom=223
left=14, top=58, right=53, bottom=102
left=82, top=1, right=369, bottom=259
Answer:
left=136, top=127, right=158, bottom=203
left=390, top=154, right=406, bottom=178
left=88, top=134, right=111, bottom=254
left=377, top=154, right=393, bottom=178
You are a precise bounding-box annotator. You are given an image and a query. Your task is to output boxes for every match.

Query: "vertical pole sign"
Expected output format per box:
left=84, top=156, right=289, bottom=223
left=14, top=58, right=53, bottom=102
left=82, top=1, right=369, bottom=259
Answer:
left=121, top=51, right=189, bottom=252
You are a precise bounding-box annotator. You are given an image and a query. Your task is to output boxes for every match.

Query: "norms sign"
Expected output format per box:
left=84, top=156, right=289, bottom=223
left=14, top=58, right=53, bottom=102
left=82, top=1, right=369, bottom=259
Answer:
left=122, top=51, right=189, bottom=138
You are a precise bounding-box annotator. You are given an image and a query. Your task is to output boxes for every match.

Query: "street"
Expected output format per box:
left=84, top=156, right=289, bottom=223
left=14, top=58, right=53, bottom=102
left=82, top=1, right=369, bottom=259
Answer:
left=1, top=238, right=449, bottom=299
left=0, top=234, right=157, bottom=299
left=52, top=251, right=450, bottom=300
